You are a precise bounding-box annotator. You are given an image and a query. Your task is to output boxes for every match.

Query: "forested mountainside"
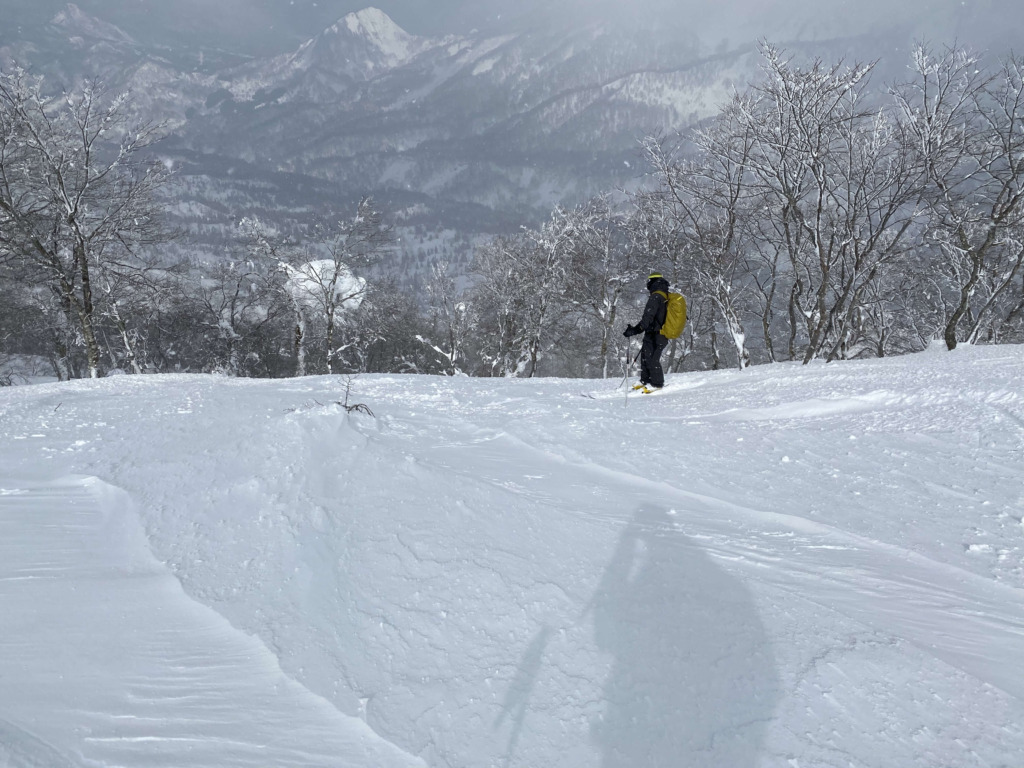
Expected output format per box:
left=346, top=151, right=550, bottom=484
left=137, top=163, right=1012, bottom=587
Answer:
left=4, top=2, right=1020, bottom=271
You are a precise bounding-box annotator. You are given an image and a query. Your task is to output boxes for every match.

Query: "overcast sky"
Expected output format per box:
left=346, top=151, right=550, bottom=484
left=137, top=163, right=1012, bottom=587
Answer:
left=0, top=0, right=741, bottom=55
left=1, top=0, right=1021, bottom=56
left=1, top=0, right=723, bottom=37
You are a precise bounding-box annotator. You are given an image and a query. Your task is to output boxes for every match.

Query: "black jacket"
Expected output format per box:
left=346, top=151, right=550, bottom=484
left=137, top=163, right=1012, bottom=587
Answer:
left=636, top=277, right=670, bottom=335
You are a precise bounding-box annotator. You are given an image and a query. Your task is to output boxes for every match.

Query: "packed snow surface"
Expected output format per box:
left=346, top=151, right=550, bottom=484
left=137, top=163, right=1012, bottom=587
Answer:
left=1, top=345, right=1023, bottom=767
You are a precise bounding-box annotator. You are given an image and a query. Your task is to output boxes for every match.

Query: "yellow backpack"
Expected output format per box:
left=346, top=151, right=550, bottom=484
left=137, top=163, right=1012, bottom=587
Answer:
left=654, top=291, right=688, bottom=339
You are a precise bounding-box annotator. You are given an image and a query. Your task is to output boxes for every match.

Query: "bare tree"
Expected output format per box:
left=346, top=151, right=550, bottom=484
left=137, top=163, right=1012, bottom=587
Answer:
left=423, top=260, right=471, bottom=376
left=180, top=243, right=288, bottom=376
left=234, top=201, right=387, bottom=377
left=641, top=119, right=756, bottom=370
left=893, top=44, right=1024, bottom=349
left=739, top=44, right=925, bottom=363
left=561, top=196, right=644, bottom=378
left=308, top=199, right=388, bottom=375
left=0, top=69, right=171, bottom=378
left=235, top=215, right=320, bottom=376
left=469, top=208, right=582, bottom=379
left=517, top=211, right=578, bottom=377
left=340, top=279, right=428, bottom=375
left=469, top=234, right=536, bottom=377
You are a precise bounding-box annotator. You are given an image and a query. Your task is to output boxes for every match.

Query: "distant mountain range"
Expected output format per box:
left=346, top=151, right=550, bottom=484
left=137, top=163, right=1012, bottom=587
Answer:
left=2, top=3, right=1023, bottom=282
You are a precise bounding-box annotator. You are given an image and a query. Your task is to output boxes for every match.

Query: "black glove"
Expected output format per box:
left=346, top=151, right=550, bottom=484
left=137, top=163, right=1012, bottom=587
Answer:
left=623, top=324, right=640, bottom=337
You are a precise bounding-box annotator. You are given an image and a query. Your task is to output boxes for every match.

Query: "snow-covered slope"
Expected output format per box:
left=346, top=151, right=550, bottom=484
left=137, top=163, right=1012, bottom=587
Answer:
left=1, top=345, right=1023, bottom=767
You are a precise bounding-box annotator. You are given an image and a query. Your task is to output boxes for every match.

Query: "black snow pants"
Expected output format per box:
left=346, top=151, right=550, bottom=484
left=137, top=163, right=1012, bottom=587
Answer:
left=639, top=332, right=668, bottom=388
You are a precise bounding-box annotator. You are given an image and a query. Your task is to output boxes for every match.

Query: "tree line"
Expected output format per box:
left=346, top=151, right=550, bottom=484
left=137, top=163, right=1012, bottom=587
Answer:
left=2, top=43, right=1023, bottom=383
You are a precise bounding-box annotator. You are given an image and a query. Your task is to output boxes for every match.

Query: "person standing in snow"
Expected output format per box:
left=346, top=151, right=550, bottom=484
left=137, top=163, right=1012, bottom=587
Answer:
left=622, top=273, right=671, bottom=393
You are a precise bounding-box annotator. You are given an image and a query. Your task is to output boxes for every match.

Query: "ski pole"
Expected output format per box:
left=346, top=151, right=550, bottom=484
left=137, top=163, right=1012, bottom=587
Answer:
left=620, top=336, right=632, bottom=389
left=622, top=336, right=634, bottom=407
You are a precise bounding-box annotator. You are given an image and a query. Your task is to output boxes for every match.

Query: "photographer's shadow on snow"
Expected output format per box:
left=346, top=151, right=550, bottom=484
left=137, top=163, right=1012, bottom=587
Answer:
left=590, top=505, right=780, bottom=767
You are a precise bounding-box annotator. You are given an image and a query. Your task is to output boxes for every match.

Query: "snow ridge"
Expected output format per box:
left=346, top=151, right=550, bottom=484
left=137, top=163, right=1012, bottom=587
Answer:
left=50, top=3, right=135, bottom=45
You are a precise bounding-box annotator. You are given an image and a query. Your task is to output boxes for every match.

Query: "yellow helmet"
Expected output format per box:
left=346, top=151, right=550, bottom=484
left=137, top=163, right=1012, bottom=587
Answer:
left=646, top=273, right=667, bottom=292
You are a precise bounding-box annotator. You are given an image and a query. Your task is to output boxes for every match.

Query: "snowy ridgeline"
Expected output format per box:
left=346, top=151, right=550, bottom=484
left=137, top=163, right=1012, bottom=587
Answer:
left=1, top=345, right=1023, bottom=767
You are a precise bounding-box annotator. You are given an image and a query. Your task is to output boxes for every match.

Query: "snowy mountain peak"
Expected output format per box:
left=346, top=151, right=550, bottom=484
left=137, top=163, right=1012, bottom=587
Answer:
left=50, top=3, right=135, bottom=45
left=221, top=5, right=430, bottom=102
left=342, top=7, right=403, bottom=37
left=331, top=7, right=417, bottom=62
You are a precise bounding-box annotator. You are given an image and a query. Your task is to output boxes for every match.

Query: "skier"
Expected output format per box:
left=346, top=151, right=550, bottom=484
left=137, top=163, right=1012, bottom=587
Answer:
left=622, top=273, right=671, bottom=393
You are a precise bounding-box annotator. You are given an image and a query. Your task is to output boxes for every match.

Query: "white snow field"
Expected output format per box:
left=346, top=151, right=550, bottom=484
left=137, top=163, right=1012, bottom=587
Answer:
left=1, top=344, right=1022, bottom=768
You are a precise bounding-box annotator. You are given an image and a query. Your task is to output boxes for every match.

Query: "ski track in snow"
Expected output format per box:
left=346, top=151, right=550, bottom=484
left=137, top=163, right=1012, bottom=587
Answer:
left=0, top=345, right=1022, bottom=767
